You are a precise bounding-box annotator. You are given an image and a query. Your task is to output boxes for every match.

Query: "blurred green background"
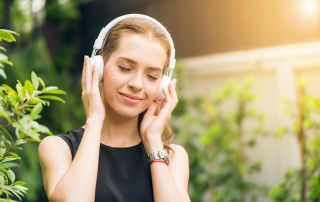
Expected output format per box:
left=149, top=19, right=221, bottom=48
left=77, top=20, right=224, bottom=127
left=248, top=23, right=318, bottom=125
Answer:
left=1, top=0, right=320, bottom=201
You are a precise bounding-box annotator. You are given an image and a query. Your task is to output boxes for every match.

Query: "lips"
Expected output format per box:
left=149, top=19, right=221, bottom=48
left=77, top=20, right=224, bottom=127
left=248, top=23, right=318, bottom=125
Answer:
left=119, top=93, right=143, bottom=100
left=119, top=92, right=143, bottom=104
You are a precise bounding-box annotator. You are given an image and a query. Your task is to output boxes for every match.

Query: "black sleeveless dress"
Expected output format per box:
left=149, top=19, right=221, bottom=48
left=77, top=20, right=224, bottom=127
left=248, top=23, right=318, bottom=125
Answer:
left=57, top=127, right=154, bottom=202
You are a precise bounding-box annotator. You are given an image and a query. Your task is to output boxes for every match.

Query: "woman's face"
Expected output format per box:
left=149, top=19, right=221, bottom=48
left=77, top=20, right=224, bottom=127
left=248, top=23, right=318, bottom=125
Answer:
left=102, top=32, right=167, bottom=118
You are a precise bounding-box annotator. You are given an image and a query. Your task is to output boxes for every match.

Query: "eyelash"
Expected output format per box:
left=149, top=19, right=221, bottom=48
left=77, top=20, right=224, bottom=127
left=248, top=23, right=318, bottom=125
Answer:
left=119, top=66, right=159, bottom=81
left=148, top=75, right=158, bottom=81
left=118, top=66, right=131, bottom=72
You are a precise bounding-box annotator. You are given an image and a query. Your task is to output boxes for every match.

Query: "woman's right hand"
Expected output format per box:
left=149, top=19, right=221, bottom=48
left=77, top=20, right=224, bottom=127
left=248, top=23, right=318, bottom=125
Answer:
left=81, top=55, right=106, bottom=122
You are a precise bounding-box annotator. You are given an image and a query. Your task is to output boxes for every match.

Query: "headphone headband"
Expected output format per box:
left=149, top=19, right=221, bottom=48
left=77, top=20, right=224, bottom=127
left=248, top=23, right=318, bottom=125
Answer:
left=91, top=14, right=176, bottom=69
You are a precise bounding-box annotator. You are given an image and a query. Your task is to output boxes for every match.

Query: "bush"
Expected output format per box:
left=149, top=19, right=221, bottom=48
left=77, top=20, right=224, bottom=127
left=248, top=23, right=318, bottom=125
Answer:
left=0, top=29, right=65, bottom=201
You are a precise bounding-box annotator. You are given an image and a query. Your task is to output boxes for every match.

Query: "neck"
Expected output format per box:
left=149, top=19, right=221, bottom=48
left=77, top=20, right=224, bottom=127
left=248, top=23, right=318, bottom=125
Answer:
left=100, top=103, right=142, bottom=147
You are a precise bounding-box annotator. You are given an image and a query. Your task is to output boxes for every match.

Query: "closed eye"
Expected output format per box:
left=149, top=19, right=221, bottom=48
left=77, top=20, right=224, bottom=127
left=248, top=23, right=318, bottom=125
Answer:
left=118, top=66, right=131, bottom=72
left=147, top=75, right=159, bottom=81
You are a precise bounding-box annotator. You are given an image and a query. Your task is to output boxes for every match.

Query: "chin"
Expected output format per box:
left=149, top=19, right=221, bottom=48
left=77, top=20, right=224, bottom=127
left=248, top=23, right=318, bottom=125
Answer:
left=115, top=107, right=143, bottom=118
left=107, top=100, right=149, bottom=119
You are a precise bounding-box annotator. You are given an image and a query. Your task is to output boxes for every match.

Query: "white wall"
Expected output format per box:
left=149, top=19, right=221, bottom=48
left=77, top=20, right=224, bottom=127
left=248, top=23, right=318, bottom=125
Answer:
left=179, top=41, right=320, bottom=200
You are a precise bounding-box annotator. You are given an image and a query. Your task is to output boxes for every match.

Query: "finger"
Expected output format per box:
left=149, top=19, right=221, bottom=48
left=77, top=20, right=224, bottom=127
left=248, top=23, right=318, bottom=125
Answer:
left=162, top=84, right=172, bottom=107
left=159, top=84, right=171, bottom=112
left=160, top=82, right=177, bottom=116
left=145, top=101, right=158, bottom=117
left=85, top=56, right=92, bottom=91
left=81, top=56, right=87, bottom=92
left=91, top=63, right=99, bottom=92
left=159, top=95, right=167, bottom=112
left=157, top=89, right=171, bottom=115
left=155, top=100, right=162, bottom=115
left=158, top=102, right=172, bottom=123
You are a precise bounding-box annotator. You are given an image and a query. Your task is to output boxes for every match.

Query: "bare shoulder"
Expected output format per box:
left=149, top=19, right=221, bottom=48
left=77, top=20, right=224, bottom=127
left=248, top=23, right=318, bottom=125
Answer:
left=38, top=135, right=71, bottom=160
left=38, top=135, right=72, bottom=195
left=168, top=143, right=189, bottom=164
left=38, top=135, right=72, bottom=166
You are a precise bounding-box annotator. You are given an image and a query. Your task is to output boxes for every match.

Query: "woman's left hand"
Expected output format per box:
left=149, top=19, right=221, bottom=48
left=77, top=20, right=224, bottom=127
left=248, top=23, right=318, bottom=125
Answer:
left=140, top=79, right=178, bottom=153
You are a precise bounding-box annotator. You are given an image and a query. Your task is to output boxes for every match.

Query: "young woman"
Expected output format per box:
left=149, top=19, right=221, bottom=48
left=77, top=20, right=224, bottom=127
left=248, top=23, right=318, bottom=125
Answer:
left=38, top=14, right=190, bottom=202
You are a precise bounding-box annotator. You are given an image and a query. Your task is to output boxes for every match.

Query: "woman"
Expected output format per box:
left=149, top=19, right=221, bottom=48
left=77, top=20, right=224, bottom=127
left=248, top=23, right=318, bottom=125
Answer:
left=39, top=14, right=190, bottom=202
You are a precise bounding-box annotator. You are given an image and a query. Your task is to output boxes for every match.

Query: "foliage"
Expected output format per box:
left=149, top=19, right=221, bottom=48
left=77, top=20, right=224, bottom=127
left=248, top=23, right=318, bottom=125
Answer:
left=269, top=78, right=320, bottom=202
left=0, top=29, right=17, bottom=79
left=0, top=29, right=65, bottom=201
left=173, top=77, right=266, bottom=202
left=1, top=1, right=92, bottom=200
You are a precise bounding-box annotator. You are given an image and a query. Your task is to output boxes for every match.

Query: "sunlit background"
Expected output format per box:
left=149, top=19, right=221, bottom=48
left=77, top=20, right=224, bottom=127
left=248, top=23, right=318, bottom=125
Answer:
left=1, top=0, right=320, bottom=201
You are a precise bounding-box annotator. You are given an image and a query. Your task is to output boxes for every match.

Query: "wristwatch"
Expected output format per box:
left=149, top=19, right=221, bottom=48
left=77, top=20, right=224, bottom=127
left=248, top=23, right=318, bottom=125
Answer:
left=147, top=149, right=169, bottom=164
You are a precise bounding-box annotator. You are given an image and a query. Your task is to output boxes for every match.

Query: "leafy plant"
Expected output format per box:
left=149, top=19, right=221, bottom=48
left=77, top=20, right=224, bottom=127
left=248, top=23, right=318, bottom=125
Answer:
left=173, top=77, right=266, bottom=202
left=269, top=78, right=320, bottom=202
left=0, top=29, right=66, bottom=201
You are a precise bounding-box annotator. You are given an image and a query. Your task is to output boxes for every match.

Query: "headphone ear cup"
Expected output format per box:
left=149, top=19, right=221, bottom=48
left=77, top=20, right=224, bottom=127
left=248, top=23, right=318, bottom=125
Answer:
left=156, top=75, right=171, bottom=100
left=90, top=55, right=104, bottom=81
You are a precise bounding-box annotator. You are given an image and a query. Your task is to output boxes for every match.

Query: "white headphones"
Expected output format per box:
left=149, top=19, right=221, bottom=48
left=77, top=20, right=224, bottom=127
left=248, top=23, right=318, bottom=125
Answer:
left=90, top=14, right=176, bottom=100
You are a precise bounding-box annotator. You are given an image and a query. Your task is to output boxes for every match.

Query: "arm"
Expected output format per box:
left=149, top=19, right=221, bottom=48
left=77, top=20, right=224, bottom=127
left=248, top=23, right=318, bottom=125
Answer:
left=149, top=143, right=190, bottom=202
left=141, top=79, right=190, bottom=202
left=38, top=56, right=105, bottom=201
left=39, top=119, right=102, bottom=202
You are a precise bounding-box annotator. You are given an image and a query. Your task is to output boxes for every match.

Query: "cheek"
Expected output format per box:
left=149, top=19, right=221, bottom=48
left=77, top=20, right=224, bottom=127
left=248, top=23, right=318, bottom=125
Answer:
left=144, top=82, right=160, bottom=101
left=101, top=68, right=121, bottom=101
left=102, top=66, right=124, bottom=88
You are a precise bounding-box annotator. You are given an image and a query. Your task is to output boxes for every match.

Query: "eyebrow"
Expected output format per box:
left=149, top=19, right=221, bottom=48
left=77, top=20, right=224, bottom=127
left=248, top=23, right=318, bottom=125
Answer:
left=118, top=56, right=163, bottom=72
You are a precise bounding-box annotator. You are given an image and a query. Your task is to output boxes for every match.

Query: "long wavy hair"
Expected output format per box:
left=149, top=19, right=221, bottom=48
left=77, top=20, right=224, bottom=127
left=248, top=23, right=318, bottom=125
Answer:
left=100, top=17, right=174, bottom=153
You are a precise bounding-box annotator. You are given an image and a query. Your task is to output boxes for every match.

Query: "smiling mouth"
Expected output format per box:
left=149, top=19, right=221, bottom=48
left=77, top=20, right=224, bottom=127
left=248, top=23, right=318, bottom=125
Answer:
left=119, top=92, right=143, bottom=104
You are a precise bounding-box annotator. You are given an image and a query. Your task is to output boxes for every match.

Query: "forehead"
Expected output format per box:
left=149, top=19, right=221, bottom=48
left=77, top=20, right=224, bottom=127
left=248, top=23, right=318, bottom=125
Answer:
left=112, top=32, right=167, bottom=70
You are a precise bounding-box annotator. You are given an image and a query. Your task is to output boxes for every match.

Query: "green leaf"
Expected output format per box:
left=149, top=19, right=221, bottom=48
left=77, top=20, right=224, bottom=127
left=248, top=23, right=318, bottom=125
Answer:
left=0, top=128, right=14, bottom=144
left=39, top=95, right=65, bottom=104
left=24, top=80, right=34, bottom=95
left=31, top=72, right=39, bottom=90
left=3, top=84, right=18, bottom=102
left=7, top=169, right=15, bottom=183
left=0, top=175, right=5, bottom=185
left=0, top=68, right=6, bottom=79
left=0, top=148, right=6, bottom=157
left=1, top=156, right=18, bottom=163
left=42, top=88, right=66, bottom=95
left=36, top=124, right=52, bottom=135
left=12, top=181, right=25, bottom=186
left=0, top=109, right=11, bottom=122
left=15, top=139, right=26, bottom=146
left=8, top=152, right=20, bottom=160
left=0, top=53, right=8, bottom=60
left=27, top=97, right=43, bottom=105
left=14, top=184, right=27, bottom=192
left=38, top=77, right=45, bottom=88
left=30, top=103, right=43, bottom=118
left=0, top=29, right=19, bottom=42
left=42, top=86, right=58, bottom=91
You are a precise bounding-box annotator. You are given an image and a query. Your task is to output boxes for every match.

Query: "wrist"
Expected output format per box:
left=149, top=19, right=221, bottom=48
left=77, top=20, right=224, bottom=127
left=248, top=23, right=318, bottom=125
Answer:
left=147, top=149, right=169, bottom=165
left=143, top=138, right=164, bottom=154
left=86, top=116, right=104, bottom=127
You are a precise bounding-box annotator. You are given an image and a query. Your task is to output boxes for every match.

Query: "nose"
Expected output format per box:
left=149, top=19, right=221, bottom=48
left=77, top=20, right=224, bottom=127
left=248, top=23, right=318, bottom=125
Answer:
left=128, top=73, right=143, bottom=92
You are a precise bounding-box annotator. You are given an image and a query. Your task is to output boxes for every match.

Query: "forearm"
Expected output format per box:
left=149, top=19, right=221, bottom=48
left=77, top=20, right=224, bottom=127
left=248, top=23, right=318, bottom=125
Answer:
left=150, top=163, right=190, bottom=202
left=50, top=118, right=102, bottom=202
left=145, top=140, right=190, bottom=202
